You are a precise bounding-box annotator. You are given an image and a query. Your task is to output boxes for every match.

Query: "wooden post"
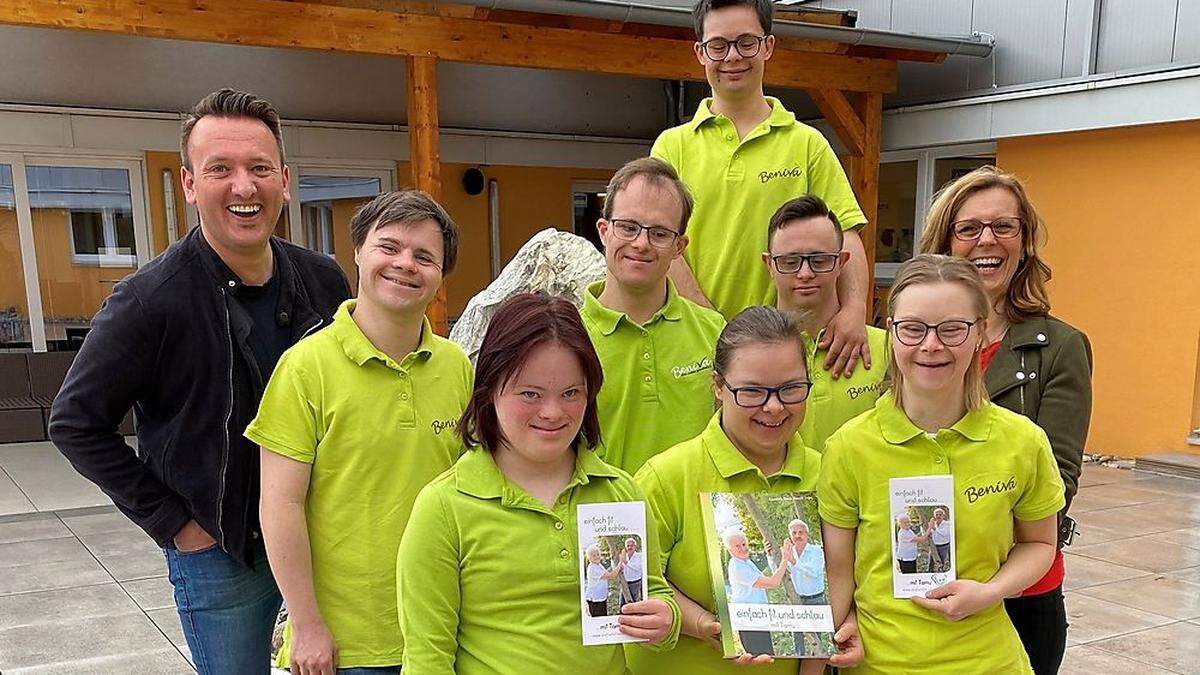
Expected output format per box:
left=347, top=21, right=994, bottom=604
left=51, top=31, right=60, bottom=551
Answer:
left=848, top=91, right=883, bottom=323
left=407, top=55, right=448, bottom=334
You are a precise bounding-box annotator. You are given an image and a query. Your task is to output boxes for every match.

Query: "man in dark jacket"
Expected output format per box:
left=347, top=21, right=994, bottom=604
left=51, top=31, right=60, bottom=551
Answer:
left=49, top=89, right=350, bottom=675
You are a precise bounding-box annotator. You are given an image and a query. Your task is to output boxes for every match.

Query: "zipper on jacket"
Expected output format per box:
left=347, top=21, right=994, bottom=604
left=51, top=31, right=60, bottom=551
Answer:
left=301, top=317, right=324, bottom=340
left=1019, top=352, right=1026, bottom=414
left=216, top=287, right=233, bottom=550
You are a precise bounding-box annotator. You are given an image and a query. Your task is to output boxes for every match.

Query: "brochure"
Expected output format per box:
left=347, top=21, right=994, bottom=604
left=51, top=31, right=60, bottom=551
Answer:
left=577, top=501, right=649, bottom=646
left=699, top=491, right=835, bottom=659
left=889, top=475, right=957, bottom=598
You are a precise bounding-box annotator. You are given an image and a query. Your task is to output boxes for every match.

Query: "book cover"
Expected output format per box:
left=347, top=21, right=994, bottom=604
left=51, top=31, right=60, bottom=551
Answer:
left=577, top=501, right=649, bottom=646
left=699, top=491, right=836, bottom=659
left=889, top=475, right=957, bottom=598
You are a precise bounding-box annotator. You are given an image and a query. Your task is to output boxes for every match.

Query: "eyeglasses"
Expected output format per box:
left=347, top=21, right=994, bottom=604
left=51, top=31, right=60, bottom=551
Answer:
left=891, top=319, right=978, bottom=347
left=608, top=219, right=681, bottom=249
left=769, top=252, right=840, bottom=275
left=722, top=380, right=811, bottom=408
left=699, top=34, right=767, bottom=61
left=951, top=217, right=1022, bottom=242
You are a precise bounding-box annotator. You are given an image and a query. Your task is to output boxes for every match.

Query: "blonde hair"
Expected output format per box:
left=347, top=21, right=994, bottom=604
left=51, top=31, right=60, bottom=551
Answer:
left=918, top=165, right=1052, bottom=323
left=887, top=254, right=990, bottom=411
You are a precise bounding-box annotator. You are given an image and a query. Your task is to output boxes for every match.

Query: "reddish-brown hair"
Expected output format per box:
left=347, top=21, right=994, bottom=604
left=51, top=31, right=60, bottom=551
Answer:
left=458, top=293, right=604, bottom=453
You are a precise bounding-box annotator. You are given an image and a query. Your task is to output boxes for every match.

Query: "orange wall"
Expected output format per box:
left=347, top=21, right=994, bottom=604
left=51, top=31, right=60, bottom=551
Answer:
left=1, top=210, right=29, bottom=314
left=145, top=151, right=188, bottom=256
left=998, top=120, right=1200, bottom=457
left=30, top=209, right=134, bottom=319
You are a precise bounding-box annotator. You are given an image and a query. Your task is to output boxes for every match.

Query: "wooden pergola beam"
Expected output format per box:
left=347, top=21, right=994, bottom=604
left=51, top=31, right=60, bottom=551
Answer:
left=0, top=0, right=896, bottom=92
left=847, top=92, right=883, bottom=319
left=406, top=55, right=448, bottom=334
left=806, top=88, right=865, bottom=156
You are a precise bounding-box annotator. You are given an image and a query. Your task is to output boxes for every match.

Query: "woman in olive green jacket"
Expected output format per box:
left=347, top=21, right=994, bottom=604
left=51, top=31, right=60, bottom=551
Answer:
left=919, top=165, right=1092, bottom=675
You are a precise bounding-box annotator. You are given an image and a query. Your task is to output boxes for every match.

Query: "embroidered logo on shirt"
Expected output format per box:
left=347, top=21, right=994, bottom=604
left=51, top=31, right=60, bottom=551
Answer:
left=964, top=476, right=1017, bottom=504
left=672, top=357, right=714, bottom=379
left=760, top=166, right=804, bottom=184
left=847, top=380, right=887, bottom=400
left=431, top=418, right=459, bottom=435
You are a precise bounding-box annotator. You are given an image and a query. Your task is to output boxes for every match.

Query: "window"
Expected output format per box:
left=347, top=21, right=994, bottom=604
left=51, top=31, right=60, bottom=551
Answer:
left=68, top=207, right=137, bottom=265
left=302, top=202, right=336, bottom=256
left=25, top=166, right=138, bottom=266
left=571, top=181, right=608, bottom=252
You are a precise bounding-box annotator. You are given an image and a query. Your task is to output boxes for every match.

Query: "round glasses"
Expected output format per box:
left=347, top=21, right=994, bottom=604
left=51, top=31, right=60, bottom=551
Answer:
left=699, top=34, right=767, bottom=61
left=608, top=218, right=680, bottom=249
left=722, top=380, right=811, bottom=408
left=951, top=217, right=1022, bottom=242
left=891, top=319, right=978, bottom=347
left=769, top=252, right=839, bottom=275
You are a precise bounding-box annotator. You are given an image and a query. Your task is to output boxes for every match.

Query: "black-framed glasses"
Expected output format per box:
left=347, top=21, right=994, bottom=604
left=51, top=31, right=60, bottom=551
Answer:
left=891, top=319, right=978, bottom=347
left=951, top=217, right=1022, bottom=242
left=699, top=34, right=767, bottom=61
left=723, top=380, right=811, bottom=408
left=608, top=218, right=681, bottom=249
left=769, top=252, right=840, bottom=275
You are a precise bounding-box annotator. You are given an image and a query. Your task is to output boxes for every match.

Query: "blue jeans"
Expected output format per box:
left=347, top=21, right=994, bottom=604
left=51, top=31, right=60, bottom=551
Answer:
left=164, top=540, right=282, bottom=675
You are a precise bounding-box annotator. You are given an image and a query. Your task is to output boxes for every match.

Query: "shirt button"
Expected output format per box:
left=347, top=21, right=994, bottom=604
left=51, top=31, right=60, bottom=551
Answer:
left=1016, top=372, right=1026, bottom=380
left=227, top=280, right=236, bottom=288
left=643, top=352, right=651, bottom=360
left=554, top=522, right=564, bottom=531
left=1036, top=333, right=1047, bottom=342
left=401, top=393, right=410, bottom=400
left=1029, top=372, right=1037, bottom=380
left=559, top=549, right=570, bottom=559
left=934, top=456, right=943, bottom=464
left=644, top=375, right=652, bottom=383
left=725, top=133, right=733, bottom=141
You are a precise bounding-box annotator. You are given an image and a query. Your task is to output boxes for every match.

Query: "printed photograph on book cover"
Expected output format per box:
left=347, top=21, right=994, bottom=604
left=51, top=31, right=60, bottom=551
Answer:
left=889, top=475, right=957, bottom=598
left=577, top=501, right=649, bottom=645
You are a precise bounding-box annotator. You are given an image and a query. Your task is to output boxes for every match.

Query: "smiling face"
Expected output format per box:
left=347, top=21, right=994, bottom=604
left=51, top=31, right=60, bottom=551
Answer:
left=694, top=4, right=774, bottom=98
left=494, top=341, right=588, bottom=467
left=353, top=218, right=444, bottom=318
left=597, top=176, right=686, bottom=292
left=587, top=548, right=602, bottom=564
left=766, top=215, right=847, bottom=313
left=789, top=522, right=809, bottom=547
left=726, top=533, right=750, bottom=560
left=889, top=281, right=983, bottom=400
left=182, top=115, right=289, bottom=259
left=625, top=539, right=638, bottom=555
left=715, top=340, right=807, bottom=465
left=949, top=186, right=1024, bottom=303
left=898, top=515, right=912, bottom=530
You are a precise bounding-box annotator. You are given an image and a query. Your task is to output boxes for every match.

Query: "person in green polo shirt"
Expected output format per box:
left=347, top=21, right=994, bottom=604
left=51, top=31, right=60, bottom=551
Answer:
left=763, top=195, right=889, bottom=451
left=818, top=255, right=1064, bottom=674
left=630, top=306, right=861, bottom=675
left=247, top=190, right=472, bottom=674
left=397, top=293, right=679, bottom=674
left=581, top=157, right=726, bottom=474
left=651, top=0, right=871, bottom=380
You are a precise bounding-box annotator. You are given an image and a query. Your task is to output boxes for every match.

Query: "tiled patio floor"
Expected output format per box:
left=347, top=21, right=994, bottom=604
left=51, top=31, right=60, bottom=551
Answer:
left=3, top=440, right=1200, bottom=673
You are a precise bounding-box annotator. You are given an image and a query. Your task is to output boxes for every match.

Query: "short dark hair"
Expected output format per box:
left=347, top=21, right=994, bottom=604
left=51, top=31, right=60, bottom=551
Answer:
left=713, top=306, right=806, bottom=380
left=180, top=88, right=285, bottom=171
left=459, top=293, right=604, bottom=453
left=602, top=157, right=695, bottom=235
left=767, top=195, right=844, bottom=252
left=349, top=190, right=459, bottom=274
left=692, top=0, right=773, bottom=40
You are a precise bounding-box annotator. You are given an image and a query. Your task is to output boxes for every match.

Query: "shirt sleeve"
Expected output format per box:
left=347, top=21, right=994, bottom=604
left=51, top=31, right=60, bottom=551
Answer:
left=1014, top=426, right=1068, bottom=521
left=243, top=348, right=320, bottom=463
left=634, top=463, right=682, bottom=572
left=636, top=486, right=682, bottom=653
left=795, top=548, right=824, bottom=584
left=397, top=484, right=462, bottom=672
left=817, top=432, right=860, bottom=529
left=650, top=129, right=680, bottom=169
left=728, top=558, right=761, bottom=588
left=805, top=131, right=866, bottom=231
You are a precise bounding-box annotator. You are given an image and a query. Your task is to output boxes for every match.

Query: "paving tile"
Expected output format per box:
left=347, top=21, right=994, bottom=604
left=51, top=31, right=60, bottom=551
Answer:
left=1060, top=644, right=1181, bottom=675
left=0, top=611, right=177, bottom=670
left=74, top=527, right=166, bottom=582
left=1145, top=528, right=1200, bottom=551
left=4, top=647, right=196, bottom=674
left=1070, top=484, right=1179, bottom=513
left=1070, top=535, right=1200, bottom=573
left=1091, top=621, right=1200, bottom=674
left=0, top=442, right=111, bottom=512
left=1073, top=503, right=1199, bottom=537
left=0, top=468, right=35, bottom=516
left=0, top=583, right=139, bottom=630
left=1069, top=520, right=1129, bottom=546
left=1063, top=553, right=1153, bottom=591
left=121, top=575, right=175, bottom=611
left=1131, top=474, right=1200, bottom=498
left=1064, top=591, right=1176, bottom=646
left=147, top=606, right=187, bottom=647
left=0, top=556, right=114, bottom=595
left=0, top=536, right=96, bottom=569
left=0, top=513, right=70, bottom=544
left=1078, top=574, right=1200, bottom=621
left=1078, top=465, right=1139, bottom=488
left=60, top=507, right=144, bottom=537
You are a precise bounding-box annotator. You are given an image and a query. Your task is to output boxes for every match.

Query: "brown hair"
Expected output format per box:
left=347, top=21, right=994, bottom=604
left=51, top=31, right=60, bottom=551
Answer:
left=349, top=190, right=459, bottom=274
left=713, top=306, right=806, bottom=381
left=767, top=195, right=844, bottom=252
left=887, top=254, right=990, bottom=411
left=180, top=88, right=285, bottom=171
left=692, top=0, right=773, bottom=39
left=459, top=293, right=604, bottom=453
left=918, top=165, right=1052, bottom=322
left=602, top=157, right=695, bottom=235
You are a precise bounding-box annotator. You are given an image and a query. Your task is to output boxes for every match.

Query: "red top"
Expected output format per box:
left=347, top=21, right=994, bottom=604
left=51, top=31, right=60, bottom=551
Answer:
left=979, top=339, right=1065, bottom=596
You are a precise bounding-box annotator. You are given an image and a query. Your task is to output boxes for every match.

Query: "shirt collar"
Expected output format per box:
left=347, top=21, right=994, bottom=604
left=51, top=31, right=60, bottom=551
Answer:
left=875, top=391, right=993, bottom=444
left=688, top=96, right=796, bottom=132
left=581, top=280, right=683, bottom=337
left=330, top=299, right=434, bottom=367
left=454, top=445, right=620, bottom=502
left=700, top=412, right=813, bottom=481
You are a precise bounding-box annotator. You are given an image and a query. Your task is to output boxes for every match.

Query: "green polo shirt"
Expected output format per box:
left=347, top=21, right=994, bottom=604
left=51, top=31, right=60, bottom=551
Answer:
left=798, top=325, right=890, bottom=452
left=629, top=412, right=822, bottom=675
left=651, top=97, right=866, bottom=319
left=245, top=299, right=472, bottom=668
left=397, top=447, right=681, bottom=674
left=817, top=393, right=1065, bottom=675
left=581, top=280, right=726, bottom=474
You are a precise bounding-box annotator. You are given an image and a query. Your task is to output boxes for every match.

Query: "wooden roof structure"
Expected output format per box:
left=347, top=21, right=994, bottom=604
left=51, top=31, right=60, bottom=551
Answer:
left=1, top=0, right=979, bottom=331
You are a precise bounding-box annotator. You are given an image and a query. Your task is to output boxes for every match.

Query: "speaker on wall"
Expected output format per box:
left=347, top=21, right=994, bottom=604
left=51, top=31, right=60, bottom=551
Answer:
left=463, top=167, right=485, bottom=195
